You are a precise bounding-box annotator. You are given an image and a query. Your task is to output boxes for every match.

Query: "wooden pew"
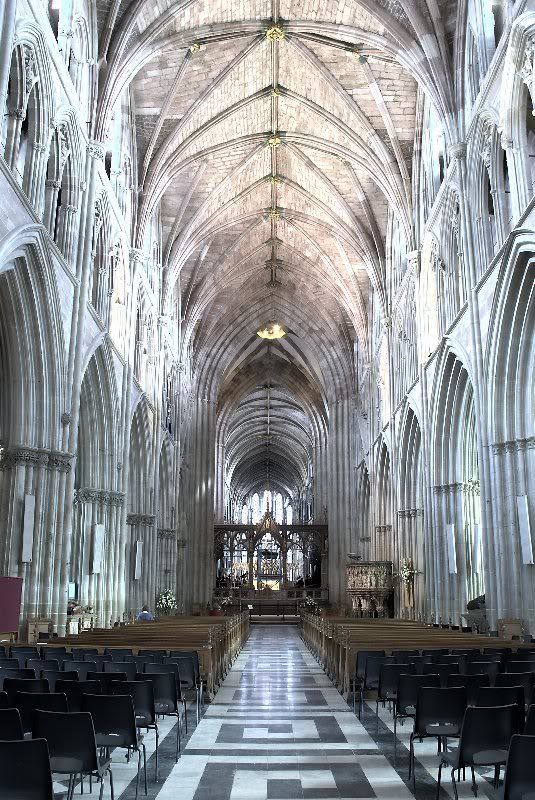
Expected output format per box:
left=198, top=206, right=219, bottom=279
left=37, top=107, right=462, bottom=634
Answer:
left=45, top=612, right=249, bottom=698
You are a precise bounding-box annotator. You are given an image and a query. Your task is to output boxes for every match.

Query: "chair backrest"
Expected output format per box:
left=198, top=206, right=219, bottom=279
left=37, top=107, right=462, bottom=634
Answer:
left=86, top=671, right=128, bottom=690
left=68, top=661, right=97, bottom=681
left=476, top=686, right=525, bottom=733
left=124, top=655, right=163, bottom=668
left=32, top=710, right=98, bottom=773
left=104, top=648, right=133, bottom=660
left=378, top=663, right=415, bottom=699
left=144, top=661, right=180, bottom=685
left=414, top=686, right=467, bottom=736
left=11, top=647, right=38, bottom=657
left=55, top=680, right=101, bottom=713
left=0, top=691, right=8, bottom=709
left=469, top=652, right=503, bottom=663
left=0, top=658, right=20, bottom=670
left=483, top=648, right=511, bottom=657
left=83, top=654, right=112, bottom=669
left=458, top=704, right=516, bottom=767
left=139, top=650, right=167, bottom=658
left=421, top=649, right=450, bottom=657
left=391, top=650, right=419, bottom=663
left=103, top=660, right=136, bottom=680
left=42, top=670, right=77, bottom=691
left=0, top=707, right=24, bottom=740
left=26, top=659, right=58, bottom=675
left=466, top=660, right=500, bottom=680
left=447, top=673, right=490, bottom=704
left=15, top=692, right=68, bottom=733
left=355, top=650, right=385, bottom=680
left=396, top=674, right=441, bottom=715
left=111, top=680, right=155, bottom=724
left=0, top=737, right=54, bottom=799
left=136, top=671, right=179, bottom=707
left=422, top=663, right=459, bottom=685
left=503, top=734, right=535, bottom=800
left=3, top=678, right=49, bottom=703
left=364, top=656, right=396, bottom=689
left=525, top=705, right=535, bottom=735
left=81, top=693, right=137, bottom=747
left=164, top=656, right=195, bottom=685
left=405, top=655, right=434, bottom=674
left=512, top=649, right=535, bottom=660
left=41, top=647, right=66, bottom=658
left=495, top=672, right=534, bottom=703
left=506, top=660, right=535, bottom=674
left=71, top=649, right=99, bottom=658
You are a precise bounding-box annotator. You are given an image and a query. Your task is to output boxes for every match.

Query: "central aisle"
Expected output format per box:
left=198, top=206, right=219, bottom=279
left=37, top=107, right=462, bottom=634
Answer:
left=159, top=625, right=420, bottom=800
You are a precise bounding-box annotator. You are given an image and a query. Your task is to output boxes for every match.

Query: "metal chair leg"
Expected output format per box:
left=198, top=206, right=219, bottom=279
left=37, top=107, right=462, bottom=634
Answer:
left=109, top=767, right=114, bottom=800
left=143, top=744, right=148, bottom=795
left=451, top=768, right=459, bottom=800
left=435, top=762, right=443, bottom=800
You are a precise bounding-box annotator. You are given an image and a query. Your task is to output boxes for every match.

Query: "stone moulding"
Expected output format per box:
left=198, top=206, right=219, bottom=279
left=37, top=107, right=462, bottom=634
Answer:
left=397, top=508, right=424, bottom=518
left=127, top=513, right=156, bottom=526
left=74, top=488, right=125, bottom=506
left=491, top=437, right=535, bottom=455
left=0, top=447, right=73, bottom=473
left=432, top=480, right=480, bottom=495
left=157, top=528, right=176, bottom=539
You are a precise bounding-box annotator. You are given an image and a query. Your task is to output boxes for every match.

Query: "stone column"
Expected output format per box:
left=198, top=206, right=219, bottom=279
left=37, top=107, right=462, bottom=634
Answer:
left=0, top=0, right=16, bottom=147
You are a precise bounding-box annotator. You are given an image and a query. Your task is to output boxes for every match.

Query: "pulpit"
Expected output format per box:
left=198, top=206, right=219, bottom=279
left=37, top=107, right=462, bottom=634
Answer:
left=346, top=561, right=393, bottom=617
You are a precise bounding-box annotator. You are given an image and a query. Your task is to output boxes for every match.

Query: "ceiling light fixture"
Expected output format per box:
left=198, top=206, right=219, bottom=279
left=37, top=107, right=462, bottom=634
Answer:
left=256, top=321, right=286, bottom=340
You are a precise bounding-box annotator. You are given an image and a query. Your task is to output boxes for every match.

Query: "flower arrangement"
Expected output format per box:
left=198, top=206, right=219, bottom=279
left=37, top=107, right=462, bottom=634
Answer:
left=394, top=558, right=420, bottom=586
left=155, top=588, right=177, bottom=616
left=299, top=596, right=321, bottom=615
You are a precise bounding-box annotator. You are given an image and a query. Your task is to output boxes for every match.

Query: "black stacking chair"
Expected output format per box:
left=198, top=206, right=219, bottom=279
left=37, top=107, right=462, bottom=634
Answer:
left=69, top=661, right=97, bottom=681
left=525, top=705, right=535, bottom=735
left=437, top=704, right=516, bottom=795
left=42, top=669, right=77, bottom=691
left=125, top=655, right=163, bottom=671
left=375, top=663, right=415, bottom=732
left=33, top=709, right=113, bottom=800
left=3, top=678, right=48, bottom=705
left=507, top=660, right=535, bottom=674
left=0, top=707, right=24, bottom=740
left=0, top=738, right=54, bottom=799
left=469, top=652, right=502, bottom=663
left=476, top=686, right=525, bottom=733
left=111, top=681, right=159, bottom=780
left=358, top=655, right=396, bottom=718
left=56, top=680, right=102, bottom=713
left=466, top=660, right=500, bottom=682
left=496, top=672, right=534, bottom=704
left=502, top=734, right=535, bottom=799
left=484, top=647, right=511, bottom=658
left=437, top=655, right=464, bottom=669
left=86, top=671, right=128, bottom=692
left=104, top=660, right=136, bottom=681
left=422, top=662, right=459, bottom=686
left=40, top=646, right=66, bottom=658
left=164, top=655, right=200, bottom=724
left=391, top=650, right=419, bottom=663
left=10, top=646, right=39, bottom=659
left=136, top=672, right=184, bottom=759
left=422, top=649, right=450, bottom=657
left=84, top=654, right=112, bottom=671
left=105, top=648, right=133, bottom=661
left=350, top=650, right=385, bottom=715
left=169, top=650, right=203, bottom=702
left=82, top=694, right=147, bottom=799
left=512, top=649, right=535, bottom=660
left=393, top=673, right=440, bottom=763
left=139, top=650, right=167, bottom=659
left=405, top=655, right=434, bottom=674
left=71, top=648, right=99, bottom=658
left=15, top=691, right=68, bottom=735
left=26, top=659, right=58, bottom=676
left=0, top=646, right=5, bottom=657
left=0, top=658, right=20, bottom=670
left=409, top=686, right=467, bottom=789
left=0, top=691, right=8, bottom=708
left=447, top=673, right=490, bottom=705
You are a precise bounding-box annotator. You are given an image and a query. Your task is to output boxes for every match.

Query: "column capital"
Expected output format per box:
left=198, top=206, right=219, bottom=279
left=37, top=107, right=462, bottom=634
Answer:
left=87, top=140, right=105, bottom=160
left=448, top=142, right=467, bottom=160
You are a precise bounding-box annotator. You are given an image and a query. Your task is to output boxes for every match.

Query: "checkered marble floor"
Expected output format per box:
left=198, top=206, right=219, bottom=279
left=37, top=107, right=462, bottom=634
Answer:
left=54, top=626, right=502, bottom=799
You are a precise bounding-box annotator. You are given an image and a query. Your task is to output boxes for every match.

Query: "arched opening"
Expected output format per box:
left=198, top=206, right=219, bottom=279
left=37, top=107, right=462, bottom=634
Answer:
left=156, top=441, right=176, bottom=599
left=398, top=407, right=425, bottom=619
left=523, top=88, right=535, bottom=195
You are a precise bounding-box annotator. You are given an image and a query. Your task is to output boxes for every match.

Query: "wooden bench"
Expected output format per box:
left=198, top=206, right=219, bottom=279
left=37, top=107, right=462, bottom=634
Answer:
left=45, top=612, right=249, bottom=698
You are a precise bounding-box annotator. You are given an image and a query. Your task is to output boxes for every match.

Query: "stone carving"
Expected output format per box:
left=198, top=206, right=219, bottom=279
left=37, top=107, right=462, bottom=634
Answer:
left=87, top=140, right=105, bottom=160
left=519, top=36, right=535, bottom=86
left=266, top=24, right=285, bottom=40
left=74, top=488, right=125, bottom=506
left=429, top=238, right=445, bottom=273
left=491, top=437, right=535, bottom=455
left=127, top=513, right=156, bottom=526
left=433, top=480, right=480, bottom=495
left=157, top=528, right=176, bottom=539
left=22, top=44, right=37, bottom=105
left=397, top=508, right=424, bottom=518
left=0, top=447, right=72, bottom=472
left=480, top=121, right=493, bottom=170
left=347, top=561, right=393, bottom=617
